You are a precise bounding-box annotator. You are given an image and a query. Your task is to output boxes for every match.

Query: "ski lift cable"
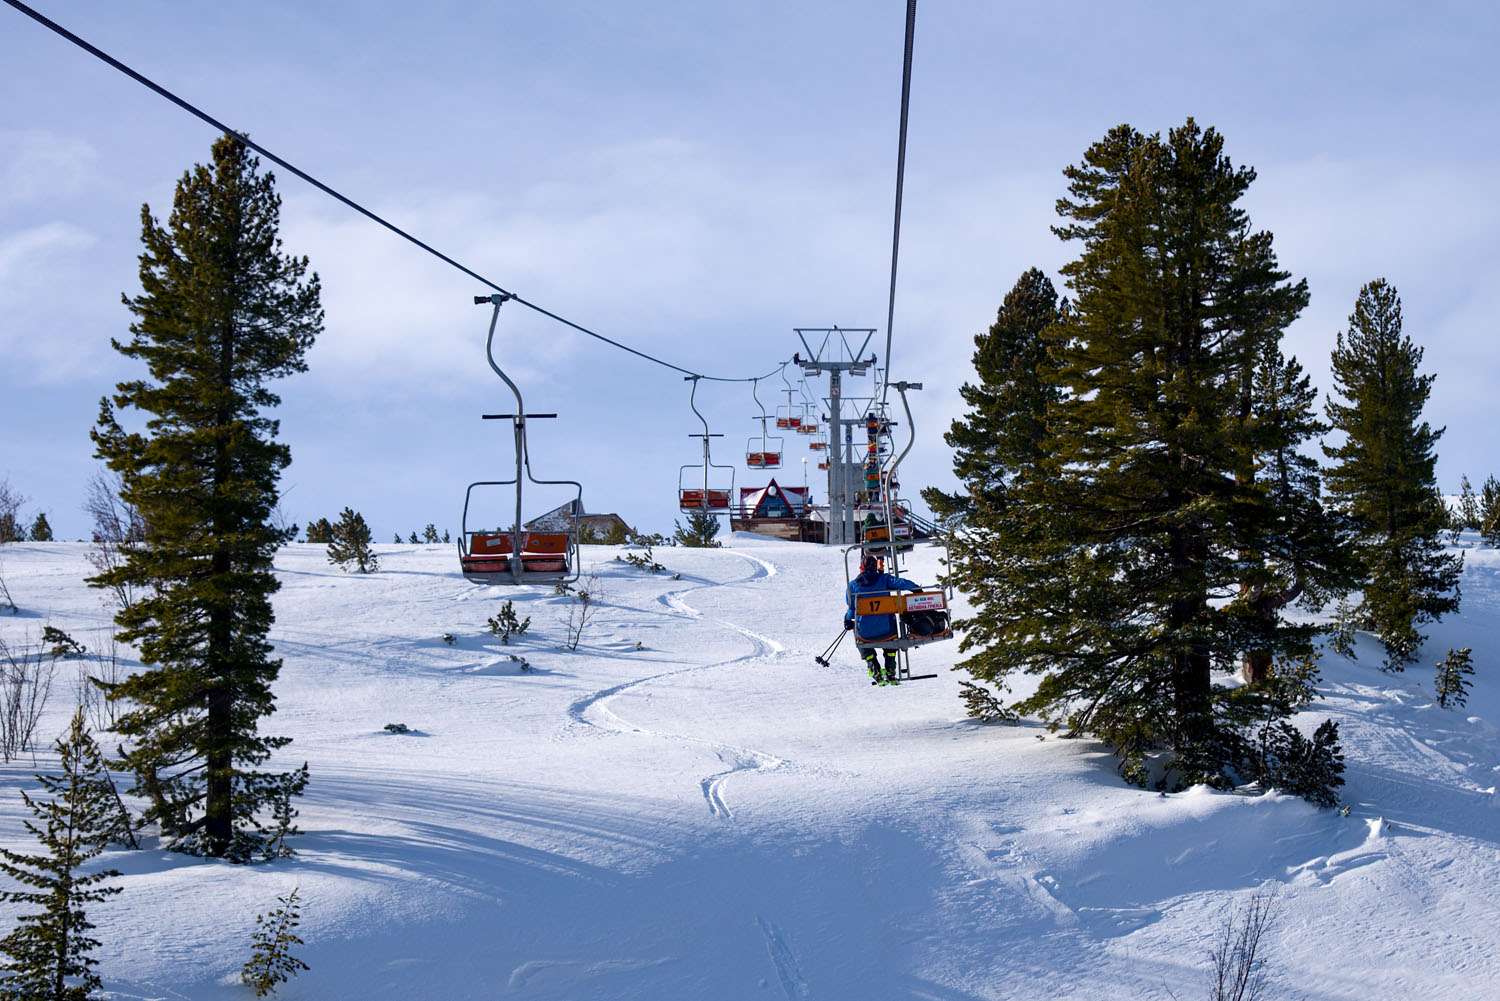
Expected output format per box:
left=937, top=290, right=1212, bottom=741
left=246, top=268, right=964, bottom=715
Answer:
left=5, top=0, right=785, bottom=386
left=880, top=0, right=918, bottom=406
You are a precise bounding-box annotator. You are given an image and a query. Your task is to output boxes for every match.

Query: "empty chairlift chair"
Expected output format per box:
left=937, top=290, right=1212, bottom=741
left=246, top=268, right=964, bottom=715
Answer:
left=679, top=376, right=735, bottom=512
left=746, top=378, right=784, bottom=470
left=457, top=294, right=583, bottom=586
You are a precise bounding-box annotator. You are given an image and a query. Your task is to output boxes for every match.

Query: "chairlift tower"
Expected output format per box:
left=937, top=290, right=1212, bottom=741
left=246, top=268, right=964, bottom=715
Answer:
left=793, top=327, right=877, bottom=545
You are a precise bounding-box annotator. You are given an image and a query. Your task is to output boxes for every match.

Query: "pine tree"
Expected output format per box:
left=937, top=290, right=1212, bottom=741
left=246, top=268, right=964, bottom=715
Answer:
left=963, top=120, right=1339, bottom=791
left=1433, top=647, right=1474, bottom=709
left=1232, top=344, right=1356, bottom=683
left=89, top=134, right=321, bottom=858
left=920, top=268, right=1063, bottom=693
left=1323, top=279, right=1461, bottom=670
left=327, top=508, right=378, bottom=573
left=1479, top=475, right=1500, bottom=546
left=673, top=511, right=722, bottom=548
left=421, top=524, right=439, bottom=544
left=304, top=518, right=334, bottom=544
left=0, top=710, right=123, bottom=1001
left=240, top=887, right=309, bottom=997
left=924, top=267, right=1063, bottom=523
left=0, top=479, right=24, bottom=544
left=28, top=513, right=54, bottom=542
left=1456, top=475, right=1480, bottom=531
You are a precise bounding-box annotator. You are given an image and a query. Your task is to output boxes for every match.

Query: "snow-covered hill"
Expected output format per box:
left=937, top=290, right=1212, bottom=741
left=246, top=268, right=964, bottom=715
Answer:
left=1, top=534, right=1496, bottom=1000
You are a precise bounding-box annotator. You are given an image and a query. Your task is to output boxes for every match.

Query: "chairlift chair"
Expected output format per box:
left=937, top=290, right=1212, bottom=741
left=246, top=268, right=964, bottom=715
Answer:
left=841, top=380, right=950, bottom=680
left=746, top=378, right=784, bottom=469
left=777, top=373, right=803, bottom=430
left=457, top=295, right=583, bottom=586
left=678, top=376, right=735, bottom=512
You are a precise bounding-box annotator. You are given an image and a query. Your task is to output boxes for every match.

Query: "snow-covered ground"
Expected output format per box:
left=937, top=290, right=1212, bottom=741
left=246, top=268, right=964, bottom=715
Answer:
left=1, top=533, right=1496, bottom=1000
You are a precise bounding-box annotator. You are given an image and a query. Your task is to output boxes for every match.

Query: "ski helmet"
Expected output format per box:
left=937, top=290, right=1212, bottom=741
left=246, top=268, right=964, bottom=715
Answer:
left=860, top=554, right=879, bottom=573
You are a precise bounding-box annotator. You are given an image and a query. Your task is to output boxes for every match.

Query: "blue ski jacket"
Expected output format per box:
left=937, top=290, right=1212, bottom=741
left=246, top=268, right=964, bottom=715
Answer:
left=846, top=570, right=919, bottom=642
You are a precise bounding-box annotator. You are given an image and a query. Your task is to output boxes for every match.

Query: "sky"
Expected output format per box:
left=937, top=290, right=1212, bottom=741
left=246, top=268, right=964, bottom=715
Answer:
left=3, top=0, right=1498, bottom=543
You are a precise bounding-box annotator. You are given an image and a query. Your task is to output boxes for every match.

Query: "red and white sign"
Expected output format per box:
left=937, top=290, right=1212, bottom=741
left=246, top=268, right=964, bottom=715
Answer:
left=906, top=592, right=946, bottom=612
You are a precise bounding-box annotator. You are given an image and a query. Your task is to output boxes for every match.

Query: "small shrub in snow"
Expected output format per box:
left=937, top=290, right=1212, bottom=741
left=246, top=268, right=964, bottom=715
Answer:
left=959, top=681, right=1019, bottom=724
left=509, top=655, right=532, bottom=673
left=42, top=625, right=86, bottom=660
left=77, top=628, right=125, bottom=734
left=241, top=887, right=309, bottom=998
left=441, top=633, right=456, bottom=645
left=1204, top=886, right=1281, bottom=1001
left=1247, top=719, right=1345, bottom=808
left=326, top=507, right=379, bottom=573
left=0, top=560, right=15, bottom=614
left=562, top=573, right=602, bottom=651
left=383, top=722, right=410, bottom=734
left=1434, top=647, right=1474, bottom=709
left=622, top=546, right=666, bottom=573
left=487, top=601, right=530, bottom=644
left=0, top=635, right=55, bottom=762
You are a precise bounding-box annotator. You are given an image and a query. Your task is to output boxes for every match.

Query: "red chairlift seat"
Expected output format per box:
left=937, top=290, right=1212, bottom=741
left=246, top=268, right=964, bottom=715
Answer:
left=460, top=531, right=573, bottom=581
left=679, top=488, right=732, bottom=511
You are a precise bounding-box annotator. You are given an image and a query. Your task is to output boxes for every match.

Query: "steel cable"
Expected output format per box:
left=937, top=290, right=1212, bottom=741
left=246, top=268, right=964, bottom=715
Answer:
left=3, top=0, right=785, bottom=384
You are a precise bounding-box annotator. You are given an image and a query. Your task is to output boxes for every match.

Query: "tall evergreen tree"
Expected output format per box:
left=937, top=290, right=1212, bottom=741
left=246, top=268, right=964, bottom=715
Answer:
left=90, top=134, right=321, bottom=858
left=954, top=120, right=1343, bottom=791
left=922, top=268, right=1063, bottom=690
left=0, top=710, right=122, bottom=1001
left=1323, top=279, right=1461, bottom=669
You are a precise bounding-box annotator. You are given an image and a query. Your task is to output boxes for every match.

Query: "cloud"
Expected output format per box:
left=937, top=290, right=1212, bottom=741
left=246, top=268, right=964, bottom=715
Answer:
left=0, top=130, right=100, bottom=209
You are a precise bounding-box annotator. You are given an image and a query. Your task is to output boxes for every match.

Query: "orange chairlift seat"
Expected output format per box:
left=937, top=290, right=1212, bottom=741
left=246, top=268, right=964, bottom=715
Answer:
left=457, top=294, right=583, bottom=586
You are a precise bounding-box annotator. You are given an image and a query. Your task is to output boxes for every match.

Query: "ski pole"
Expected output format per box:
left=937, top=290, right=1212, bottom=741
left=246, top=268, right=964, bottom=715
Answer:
left=814, top=627, right=848, bottom=667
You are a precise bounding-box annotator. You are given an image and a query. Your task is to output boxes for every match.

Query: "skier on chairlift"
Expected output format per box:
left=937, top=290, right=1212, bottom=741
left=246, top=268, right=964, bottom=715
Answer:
left=845, top=553, right=919, bottom=686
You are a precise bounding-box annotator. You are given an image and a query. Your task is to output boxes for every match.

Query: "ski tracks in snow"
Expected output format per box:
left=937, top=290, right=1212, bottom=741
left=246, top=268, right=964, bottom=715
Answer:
left=568, top=549, right=791, bottom=820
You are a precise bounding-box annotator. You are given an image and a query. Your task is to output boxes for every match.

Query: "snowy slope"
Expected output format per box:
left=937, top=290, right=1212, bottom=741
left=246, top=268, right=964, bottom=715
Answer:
left=0, top=534, right=1496, bottom=1000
